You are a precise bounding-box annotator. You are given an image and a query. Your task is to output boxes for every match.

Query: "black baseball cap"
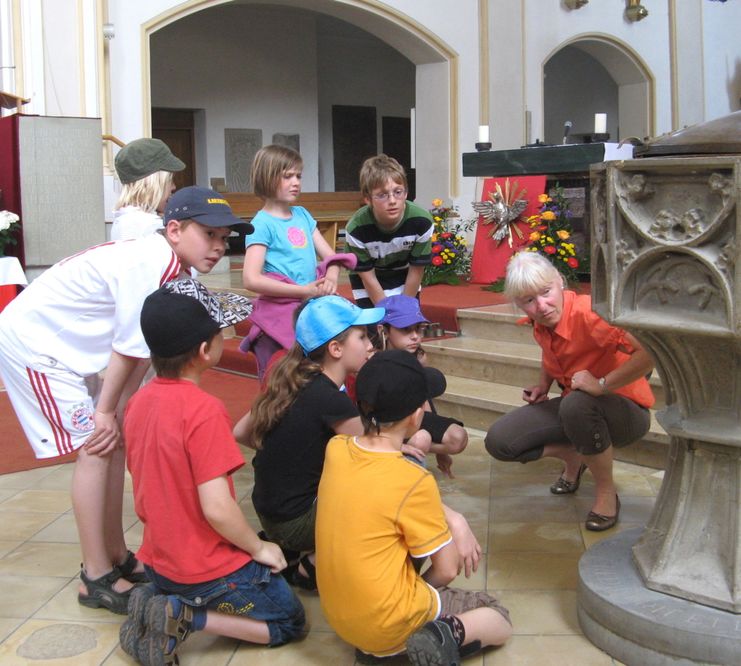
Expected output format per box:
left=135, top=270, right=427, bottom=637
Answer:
left=355, top=350, right=446, bottom=423
left=165, top=186, right=254, bottom=234
left=141, top=278, right=253, bottom=358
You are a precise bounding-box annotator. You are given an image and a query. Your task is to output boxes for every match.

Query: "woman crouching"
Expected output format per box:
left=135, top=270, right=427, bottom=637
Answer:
left=485, top=252, right=655, bottom=531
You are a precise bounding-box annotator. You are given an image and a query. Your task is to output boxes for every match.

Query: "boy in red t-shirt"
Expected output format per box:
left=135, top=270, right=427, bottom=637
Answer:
left=120, top=278, right=305, bottom=665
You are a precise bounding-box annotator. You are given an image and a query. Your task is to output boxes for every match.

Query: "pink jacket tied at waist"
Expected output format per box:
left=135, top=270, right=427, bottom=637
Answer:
left=240, top=253, right=357, bottom=355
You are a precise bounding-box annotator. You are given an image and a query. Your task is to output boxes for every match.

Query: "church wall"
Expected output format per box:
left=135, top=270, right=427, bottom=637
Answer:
left=702, top=0, right=741, bottom=119
left=316, top=18, right=415, bottom=192
left=149, top=5, right=320, bottom=191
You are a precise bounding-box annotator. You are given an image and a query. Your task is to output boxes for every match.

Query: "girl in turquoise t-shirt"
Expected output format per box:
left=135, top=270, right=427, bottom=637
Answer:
left=242, top=144, right=340, bottom=297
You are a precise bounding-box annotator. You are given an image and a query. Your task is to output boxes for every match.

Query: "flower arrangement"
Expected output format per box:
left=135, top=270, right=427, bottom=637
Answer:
left=523, top=187, right=582, bottom=283
left=423, top=199, right=474, bottom=286
left=0, top=210, right=20, bottom=255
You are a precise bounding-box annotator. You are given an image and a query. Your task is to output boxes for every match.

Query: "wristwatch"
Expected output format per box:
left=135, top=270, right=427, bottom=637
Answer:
left=598, top=377, right=607, bottom=391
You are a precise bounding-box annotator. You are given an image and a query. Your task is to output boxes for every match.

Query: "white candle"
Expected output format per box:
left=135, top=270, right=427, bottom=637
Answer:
left=594, top=113, right=607, bottom=134
left=478, top=125, right=490, bottom=143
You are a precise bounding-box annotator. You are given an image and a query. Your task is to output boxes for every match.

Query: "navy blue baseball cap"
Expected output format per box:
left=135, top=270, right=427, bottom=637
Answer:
left=165, top=186, right=254, bottom=234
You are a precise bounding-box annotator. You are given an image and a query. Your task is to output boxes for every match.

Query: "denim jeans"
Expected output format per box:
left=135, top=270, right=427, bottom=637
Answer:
left=145, top=560, right=305, bottom=646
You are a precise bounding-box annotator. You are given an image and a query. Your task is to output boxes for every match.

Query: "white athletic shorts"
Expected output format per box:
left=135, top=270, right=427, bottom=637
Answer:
left=0, top=328, right=101, bottom=459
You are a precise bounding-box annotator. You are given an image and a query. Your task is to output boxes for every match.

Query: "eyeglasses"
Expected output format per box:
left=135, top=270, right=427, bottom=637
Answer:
left=371, top=187, right=407, bottom=202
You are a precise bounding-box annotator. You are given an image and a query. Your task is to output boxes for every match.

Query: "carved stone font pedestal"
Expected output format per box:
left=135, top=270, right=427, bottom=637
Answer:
left=579, top=115, right=741, bottom=664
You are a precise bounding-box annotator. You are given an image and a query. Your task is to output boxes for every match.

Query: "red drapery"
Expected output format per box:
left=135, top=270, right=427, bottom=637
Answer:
left=469, top=175, right=546, bottom=284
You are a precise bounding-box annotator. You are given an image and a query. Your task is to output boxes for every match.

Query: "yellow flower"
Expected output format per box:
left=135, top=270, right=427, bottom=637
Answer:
left=434, top=216, right=442, bottom=222
left=432, top=198, right=443, bottom=208
left=538, top=194, right=552, bottom=204
left=546, top=237, right=554, bottom=243
left=541, top=211, right=556, bottom=221
left=557, top=230, right=570, bottom=240
left=526, top=214, right=540, bottom=224
left=529, top=231, right=541, bottom=241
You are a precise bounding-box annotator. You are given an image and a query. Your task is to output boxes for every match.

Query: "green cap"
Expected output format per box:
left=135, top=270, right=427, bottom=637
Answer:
left=115, top=138, right=185, bottom=184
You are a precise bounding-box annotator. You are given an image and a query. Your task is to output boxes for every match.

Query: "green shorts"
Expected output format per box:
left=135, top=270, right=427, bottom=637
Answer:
left=257, top=503, right=317, bottom=553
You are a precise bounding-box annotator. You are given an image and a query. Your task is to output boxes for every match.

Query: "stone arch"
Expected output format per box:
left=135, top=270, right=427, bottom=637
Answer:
left=140, top=0, right=459, bottom=198
left=543, top=34, right=654, bottom=143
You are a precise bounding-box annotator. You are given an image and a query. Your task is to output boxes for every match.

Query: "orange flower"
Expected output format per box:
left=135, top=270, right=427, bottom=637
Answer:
left=556, top=230, right=570, bottom=240
left=432, top=198, right=443, bottom=208
left=538, top=194, right=552, bottom=204
left=541, top=211, right=556, bottom=221
left=529, top=231, right=541, bottom=241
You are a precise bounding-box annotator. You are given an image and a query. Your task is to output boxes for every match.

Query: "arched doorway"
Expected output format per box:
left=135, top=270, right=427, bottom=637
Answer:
left=543, top=36, right=653, bottom=145
left=141, top=0, right=459, bottom=201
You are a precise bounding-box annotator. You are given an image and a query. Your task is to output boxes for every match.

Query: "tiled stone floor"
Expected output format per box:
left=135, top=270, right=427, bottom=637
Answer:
left=0, top=429, right=662, bottom=665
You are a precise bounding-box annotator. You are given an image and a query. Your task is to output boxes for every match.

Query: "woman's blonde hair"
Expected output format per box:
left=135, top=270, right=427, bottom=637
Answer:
left=115, top=170, right=174, bottom=213
left=504, top=251, right=564, bottom=301
left=359, top=154, right=407, bottom=199
left=250, top=144, right=303, bottom=200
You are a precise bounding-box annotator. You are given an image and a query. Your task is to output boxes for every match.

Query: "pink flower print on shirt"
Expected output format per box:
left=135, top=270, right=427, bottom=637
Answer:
left=286, top=226, right=308, bottom=248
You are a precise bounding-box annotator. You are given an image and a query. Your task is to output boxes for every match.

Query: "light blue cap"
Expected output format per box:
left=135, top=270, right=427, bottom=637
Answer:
left=295, top=295, right=385, bottom=354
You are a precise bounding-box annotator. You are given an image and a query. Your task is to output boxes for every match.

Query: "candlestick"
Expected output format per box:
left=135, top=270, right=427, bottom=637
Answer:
left=594, top=113, right=607, bottom=135
left=478, top=125, right=490, bottom=144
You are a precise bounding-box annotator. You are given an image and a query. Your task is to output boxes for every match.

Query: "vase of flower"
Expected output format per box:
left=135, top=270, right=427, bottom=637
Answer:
left=0, top=210, right=20, bottom=256
left=422, top=199, right=474, bottom=287
left=522, top=187, right=584, bottom=284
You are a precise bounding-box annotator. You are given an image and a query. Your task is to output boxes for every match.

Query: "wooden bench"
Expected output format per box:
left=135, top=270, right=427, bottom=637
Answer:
left=224, top=191, right=364, bottom=252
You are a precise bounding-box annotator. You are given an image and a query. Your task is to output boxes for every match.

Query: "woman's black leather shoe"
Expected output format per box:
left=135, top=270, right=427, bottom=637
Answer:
left=585, top=496, right=620, bottom=532
left=550, top=463, right=587, bottom=495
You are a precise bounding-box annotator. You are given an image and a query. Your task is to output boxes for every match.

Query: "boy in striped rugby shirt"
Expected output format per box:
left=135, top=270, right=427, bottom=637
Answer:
left=344, top=155, right=433, bottom=308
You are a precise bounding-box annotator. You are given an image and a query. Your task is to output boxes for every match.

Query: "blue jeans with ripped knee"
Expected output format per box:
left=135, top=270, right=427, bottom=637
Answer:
left=145, top=560, right=305, bottom=646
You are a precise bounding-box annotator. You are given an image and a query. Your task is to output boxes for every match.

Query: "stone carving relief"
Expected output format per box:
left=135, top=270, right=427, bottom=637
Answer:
left=615, top=238, right=638, bottom=268
left=614, top=169, right=735, bottom=247
left=716, top=238, right=736, bottom=274
left=648, top=207, right=707, bottom=241
left=625, top=173, right=654, bottom=201
left=591, top=174, right=607, bottom=245
left=626, top=253, right=728, bottom=329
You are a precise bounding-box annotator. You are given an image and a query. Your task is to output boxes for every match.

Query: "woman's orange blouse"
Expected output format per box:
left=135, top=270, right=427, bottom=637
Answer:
left=526, top=290, right=654, bottom=408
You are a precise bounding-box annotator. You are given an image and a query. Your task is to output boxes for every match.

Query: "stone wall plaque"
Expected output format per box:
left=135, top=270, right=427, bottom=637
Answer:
left=225, top=129, right=262, bottom=192
left=272, top=133, right=300, bottom=153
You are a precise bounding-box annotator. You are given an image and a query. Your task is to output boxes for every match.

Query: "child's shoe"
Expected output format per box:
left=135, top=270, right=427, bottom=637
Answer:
left=119, top=584, right=157, bottom=659
left=117, top=549, right=149, bottom=584
left=406, top=619, right=460, bottom=666
left=137, top=595, right=194, bottom=666
left=78, top=567, right=132, bottom=615
left=354, top=648, right=394, bottom=664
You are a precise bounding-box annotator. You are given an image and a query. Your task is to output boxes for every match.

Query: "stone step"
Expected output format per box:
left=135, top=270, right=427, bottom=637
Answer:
left=457, top=304, right=532, bottom=343
left=423, top=336, right=541, bottom=388
left=436, top=375, right=669, bottom=470
left=424, top=334, right=666, bottom=407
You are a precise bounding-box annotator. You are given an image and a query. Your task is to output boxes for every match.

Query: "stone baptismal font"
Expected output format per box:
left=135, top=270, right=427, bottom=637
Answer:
left=579, top=111, right=741, bottom=665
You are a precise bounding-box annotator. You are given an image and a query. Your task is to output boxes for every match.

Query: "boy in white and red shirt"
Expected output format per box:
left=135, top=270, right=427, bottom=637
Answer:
left=0, top=187, right=251, bottom=614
